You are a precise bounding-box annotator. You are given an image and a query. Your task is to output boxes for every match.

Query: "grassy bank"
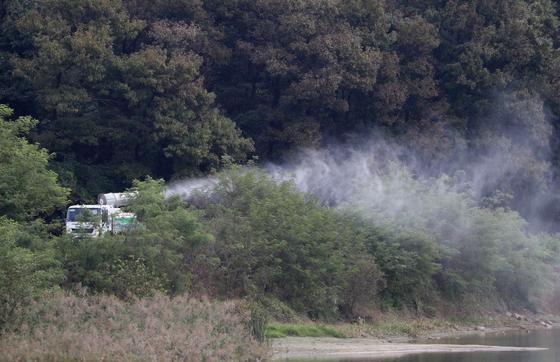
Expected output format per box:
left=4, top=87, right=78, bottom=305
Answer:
left=264, top=319, right=448, bottom=340
left=0, top=291, right=268, bottom=361
left=266, top=323, right=345, bottom=338
left=266, top=313, right=560, bottom=341
left=265, top=319, right=449, bottom=340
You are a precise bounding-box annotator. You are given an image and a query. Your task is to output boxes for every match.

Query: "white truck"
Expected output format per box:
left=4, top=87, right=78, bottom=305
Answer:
left=66, top=193, right=136, bottom=237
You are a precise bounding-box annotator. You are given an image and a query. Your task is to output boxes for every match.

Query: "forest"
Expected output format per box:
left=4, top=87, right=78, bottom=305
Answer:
left=1, top=0, right=560, bottom=360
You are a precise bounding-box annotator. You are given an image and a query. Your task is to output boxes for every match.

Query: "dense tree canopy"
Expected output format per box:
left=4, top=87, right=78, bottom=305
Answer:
left=1, top=0, right=560, bottom=227
left=1, top=0, right=253, bottom=199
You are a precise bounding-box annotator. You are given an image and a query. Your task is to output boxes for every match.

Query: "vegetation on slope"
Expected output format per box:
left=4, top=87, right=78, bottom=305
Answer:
left=2, top=0, right=560, bottom=358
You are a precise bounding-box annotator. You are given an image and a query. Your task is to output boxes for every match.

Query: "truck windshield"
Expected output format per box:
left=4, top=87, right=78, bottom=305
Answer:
left=66, top=208, right=101, bottom=222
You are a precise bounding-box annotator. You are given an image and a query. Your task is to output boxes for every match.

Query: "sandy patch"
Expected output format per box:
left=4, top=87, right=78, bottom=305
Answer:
left=272, top=337, right=547, bottom=360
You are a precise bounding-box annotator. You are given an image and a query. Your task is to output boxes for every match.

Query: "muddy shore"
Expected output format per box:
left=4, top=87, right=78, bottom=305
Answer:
left=272, top=336, right=548, bottom=360
left=271, top=316, right=560, bottom=360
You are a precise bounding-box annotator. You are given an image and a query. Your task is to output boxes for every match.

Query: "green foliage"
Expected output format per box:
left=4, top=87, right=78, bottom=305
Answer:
left=124, top=178, right=215, bottom=294
left=1, top=0, right=560, bottom=326
left=4, top=0, right=253, bottom=197
left=54, top=177, right=213, bottom=297
left=366, top=229, right=442, bottom=311
left=265, top=323, right=345, bottom=339
left=0, top=218, right=62, bottom=330
left=98, top=256, right=165, bottom=299
left=2, top=0, right=560, bottom=219
left=199, top=167, right=382, bottom=318
left=0, top=104, right=69, bottom=221
left=53, top=234, right=128, bottom=290
left=248, top=302, right=269, bottom=342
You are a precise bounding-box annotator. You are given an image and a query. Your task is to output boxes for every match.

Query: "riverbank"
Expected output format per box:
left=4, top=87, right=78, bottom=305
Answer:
left=269, top=313, right=560, bottom=340
left=270, top=313, right=560, bottom=360
left=272, top=337, right=548, bottom=360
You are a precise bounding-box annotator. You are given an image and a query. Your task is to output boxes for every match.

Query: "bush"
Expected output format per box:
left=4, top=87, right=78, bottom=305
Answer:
left=0, top=218, right=62, bottom=331
left=361, top=226, right=443, bottom=311
left=124, top=178, right=215, bottom=295
left=197, top=167, right=383, bottom=318
left=99, top=256, right=166, bottom=299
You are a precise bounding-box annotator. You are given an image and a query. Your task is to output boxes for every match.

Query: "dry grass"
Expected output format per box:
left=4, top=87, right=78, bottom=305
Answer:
left=0, top=291, right=268, bottom=361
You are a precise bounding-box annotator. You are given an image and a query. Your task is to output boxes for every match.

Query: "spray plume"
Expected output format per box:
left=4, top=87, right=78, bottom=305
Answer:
left=166, top=91, right=557, bottom=232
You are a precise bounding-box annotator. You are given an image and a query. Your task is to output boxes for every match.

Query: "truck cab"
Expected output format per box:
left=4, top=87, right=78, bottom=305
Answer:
left=66, top=205, right=117, bottom=237
left=66, top=193, right=137, bottom=237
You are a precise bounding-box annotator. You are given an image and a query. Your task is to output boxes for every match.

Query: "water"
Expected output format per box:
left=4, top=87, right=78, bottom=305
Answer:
left=341, top=328, right=560, bottom=362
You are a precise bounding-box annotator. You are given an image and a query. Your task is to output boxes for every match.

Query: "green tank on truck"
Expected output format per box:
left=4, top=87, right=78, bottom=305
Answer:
left=112, top=212, right=136, bottom=233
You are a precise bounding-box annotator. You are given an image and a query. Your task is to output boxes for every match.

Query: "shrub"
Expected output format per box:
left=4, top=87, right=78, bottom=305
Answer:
left=124, top=178, right=215, bottom=295
left=99, top=256, right=166, bottom=299
left=0, top=218, right=62, bottom=331
left=199, top=167, right=383, bottom=318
